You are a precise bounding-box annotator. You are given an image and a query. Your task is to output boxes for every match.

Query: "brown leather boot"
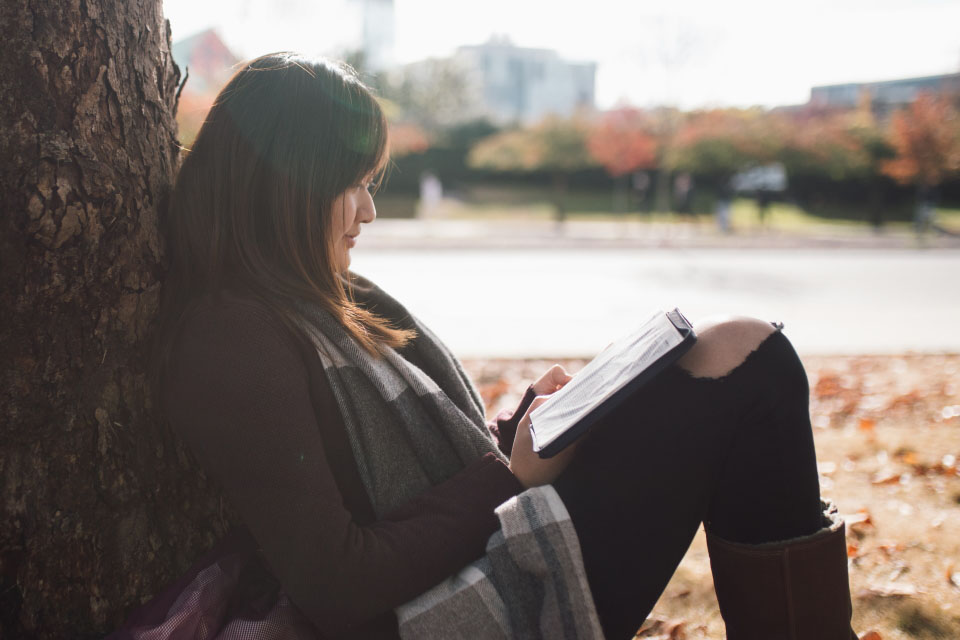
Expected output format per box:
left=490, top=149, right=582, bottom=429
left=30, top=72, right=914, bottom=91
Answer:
left=706, top=500, right=859, bottom=640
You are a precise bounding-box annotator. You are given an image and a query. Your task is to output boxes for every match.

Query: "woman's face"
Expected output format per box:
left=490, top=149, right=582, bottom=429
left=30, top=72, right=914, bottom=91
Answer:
left=328, top=180, right=376, bottom=271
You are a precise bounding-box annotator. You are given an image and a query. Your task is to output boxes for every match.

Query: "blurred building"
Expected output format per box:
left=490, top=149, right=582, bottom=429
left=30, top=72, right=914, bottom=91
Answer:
left=349, top=0, right=395, bottom=72
left=810, top=72, right=960, bottom=118
left=171, top=28, right=239, bottom=94
left=452, top=36, right=596, bottom=125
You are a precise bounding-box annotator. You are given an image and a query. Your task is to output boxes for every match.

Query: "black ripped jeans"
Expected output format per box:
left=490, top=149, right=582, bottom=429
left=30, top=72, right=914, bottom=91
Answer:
left=552, top=329, right=822, bottom=640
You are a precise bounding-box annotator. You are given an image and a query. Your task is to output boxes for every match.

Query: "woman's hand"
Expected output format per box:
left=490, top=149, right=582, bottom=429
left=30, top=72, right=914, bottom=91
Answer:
left=509, top=396, right=580, bottom=489
left=532, top=364, right=573, bottom=396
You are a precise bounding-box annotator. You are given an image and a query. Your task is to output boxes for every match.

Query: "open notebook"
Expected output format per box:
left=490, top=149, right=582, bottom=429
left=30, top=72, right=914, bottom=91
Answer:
left=529, top=309, right=697, bottom=458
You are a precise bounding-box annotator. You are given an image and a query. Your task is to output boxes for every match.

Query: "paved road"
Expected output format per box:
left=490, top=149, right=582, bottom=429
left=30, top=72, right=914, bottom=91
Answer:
left=350, top=247, right=960, bottom=358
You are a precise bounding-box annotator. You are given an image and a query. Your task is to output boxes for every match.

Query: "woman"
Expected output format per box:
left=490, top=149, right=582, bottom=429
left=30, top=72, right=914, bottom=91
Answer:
left=134, top=53, right=858, bottom=639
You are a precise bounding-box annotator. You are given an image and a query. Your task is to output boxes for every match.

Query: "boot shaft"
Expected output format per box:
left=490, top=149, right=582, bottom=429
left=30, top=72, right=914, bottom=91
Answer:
left=706, top=500, right=858, bottom=640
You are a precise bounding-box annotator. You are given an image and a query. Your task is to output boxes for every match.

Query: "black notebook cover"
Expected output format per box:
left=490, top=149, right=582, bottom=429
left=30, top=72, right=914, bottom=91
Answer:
left=530, top=309, right=697, bottom=458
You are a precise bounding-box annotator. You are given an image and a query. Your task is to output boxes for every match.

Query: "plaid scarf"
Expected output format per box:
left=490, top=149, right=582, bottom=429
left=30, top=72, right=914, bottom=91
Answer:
left=292, top=275, right=504, bottom=517
left=293, top=274, right=603, bottom=639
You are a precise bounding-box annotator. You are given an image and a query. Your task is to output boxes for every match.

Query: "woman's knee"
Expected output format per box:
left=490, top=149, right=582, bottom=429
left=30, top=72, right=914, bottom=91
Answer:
left=677, top=316, right=778, bottom=379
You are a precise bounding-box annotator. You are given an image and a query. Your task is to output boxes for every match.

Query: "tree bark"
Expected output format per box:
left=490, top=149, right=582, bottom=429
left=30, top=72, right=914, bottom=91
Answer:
left=0, top=1, right=234, bottom=636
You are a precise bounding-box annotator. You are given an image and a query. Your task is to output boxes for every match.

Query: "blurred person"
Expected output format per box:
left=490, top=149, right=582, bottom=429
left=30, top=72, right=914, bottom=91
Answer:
left=716, top=179, right=734, bottom=233
left=417, top=170, right=442, bottom=218
left=914, top=183, right=938, bottom=237
left=632, top=170, right=651, bottom=211
left=113, top=54, right=860, bottom=640
left=673, top=171, right=693, bottom=216
left=756, top=188, right=772, bottom=226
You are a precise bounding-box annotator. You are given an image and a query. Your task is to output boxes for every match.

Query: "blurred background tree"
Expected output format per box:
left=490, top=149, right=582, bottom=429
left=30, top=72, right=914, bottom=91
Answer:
left=667, top=109, right=777, bottom=182
left=380, top=57, right=478, bottom=132
left=469, top=116, right=596, bottom=223
left=882, top=93, right=960, bottom=189
left=167, top=33, right=960, bottom=227
left=587, top=107, right=658, bottom=212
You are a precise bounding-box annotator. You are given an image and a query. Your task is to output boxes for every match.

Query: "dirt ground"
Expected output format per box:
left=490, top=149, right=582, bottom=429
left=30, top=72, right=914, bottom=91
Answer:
left=461, top=354, right=960, bottom=640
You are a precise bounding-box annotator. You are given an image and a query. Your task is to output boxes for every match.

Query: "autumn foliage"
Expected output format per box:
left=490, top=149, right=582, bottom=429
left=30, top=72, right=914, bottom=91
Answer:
left=468, top=116, right=595, bottom=172
left=778, top=107, right=890, bottom=181
left=667, top=108, right=780, bottom=178
left=174, top=62, right=960, bottom=211
left=464, top=92, right=960, bottom=201
left=586, top=107, right=658, bottom=177
left=176, top=90, right=217, bottom=147
left=881, top=93, right=960, bottom=187
left=388, top=122, right=431, bottom=158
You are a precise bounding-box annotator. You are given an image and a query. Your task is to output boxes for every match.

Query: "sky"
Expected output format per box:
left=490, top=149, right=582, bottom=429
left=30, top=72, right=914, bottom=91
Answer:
left=161, top=0, right=960, bottom=110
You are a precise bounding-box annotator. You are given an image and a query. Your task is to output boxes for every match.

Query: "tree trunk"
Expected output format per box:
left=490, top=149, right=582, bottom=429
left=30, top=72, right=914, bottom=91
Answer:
left=0, top=1, right=235, bottom=637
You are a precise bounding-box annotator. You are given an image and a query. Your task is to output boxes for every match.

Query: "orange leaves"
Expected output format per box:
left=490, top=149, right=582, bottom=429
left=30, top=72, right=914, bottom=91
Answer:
left=884, top=448, right=960, bottom=481
left=778, top=107, right=881, bottom=180
left=388, top=122, right=430, bottom=158
left=469, top=116, right=596, bottom=173
left=845, top=530, right=902, bottom=561
left=860, top=632, right=883, bottom=640
left=869, top=449, right=958, bottom=487
left=882, top=92, right=960, bottom=187
left=468, top=358, right=589, bottom=420
left=587, top=107, right=658, bottom=177
left=635, top=616, right=687, bottom=639
left=811, top=368, right=863, bottom=424
left=893, top=447, right=919, bottom=466
left=814, top=371, right=844, bottom=398
left=847, top=508, right=875, bottom=539
left=808, top=355, right=960, bottom=432
left=667, top=108, right=780, bottom=177
left=870, top=470, right=902, bottom=486
left=885, top=390, right=923, bottom=412
left=176, top=90, right=217, bottom=147
left=852, top=540, right=921, bottom=601
left=947, top=564, right=960, bottom=590
left=477, top=377, right=511, bottom=410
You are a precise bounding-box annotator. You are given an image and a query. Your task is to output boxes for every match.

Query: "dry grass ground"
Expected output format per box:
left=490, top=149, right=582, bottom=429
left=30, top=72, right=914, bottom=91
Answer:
left=462, top=354, right=960, bottom=640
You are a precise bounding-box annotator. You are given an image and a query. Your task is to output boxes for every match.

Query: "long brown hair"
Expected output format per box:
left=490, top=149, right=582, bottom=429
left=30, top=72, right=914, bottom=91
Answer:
left=152, top=53, right=412, bottom=394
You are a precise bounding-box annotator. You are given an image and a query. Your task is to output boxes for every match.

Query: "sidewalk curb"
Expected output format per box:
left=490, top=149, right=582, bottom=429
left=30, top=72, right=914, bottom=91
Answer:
left=360, top=220, right=960, bottom=251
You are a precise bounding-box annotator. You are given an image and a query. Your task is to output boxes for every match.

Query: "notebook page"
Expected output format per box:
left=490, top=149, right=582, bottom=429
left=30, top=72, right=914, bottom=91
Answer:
left=529, top=311, right=683, bottom=451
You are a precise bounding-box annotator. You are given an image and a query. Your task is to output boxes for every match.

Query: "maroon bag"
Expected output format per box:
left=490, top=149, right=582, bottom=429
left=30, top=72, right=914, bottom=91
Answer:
left=108, top=529, right=318, bottom=640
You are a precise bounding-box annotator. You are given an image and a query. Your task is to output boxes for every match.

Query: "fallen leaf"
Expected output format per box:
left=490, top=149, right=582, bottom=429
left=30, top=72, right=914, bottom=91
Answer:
left=893, top=448, right=918, bottom=465
left=887, top=561, right=908, bottom=582
left=947, top=564, right=960, bottom=590
left=928, top=461, right=959, bottom=477
left=814, top=372, right=843, bottom=398
left=870, top=470, right=901, bottom=485
left=847, top=509, right=875, bottom=538
left=858, top=417, right=876, bottom=433
left=885, top=390, right=923, bottom=411
left=478, top=378, right=511, bottom=408
left=845, top=509, right=873, bottom=527
left=635, top=615, right=686, bottom=639
left=877, top=542, right=906, bottom=558
left=847, top=541, right=860, bottom=558
left=856, top=581, right=919, bottom=598
left=859, top=632, right=883, bottom=640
